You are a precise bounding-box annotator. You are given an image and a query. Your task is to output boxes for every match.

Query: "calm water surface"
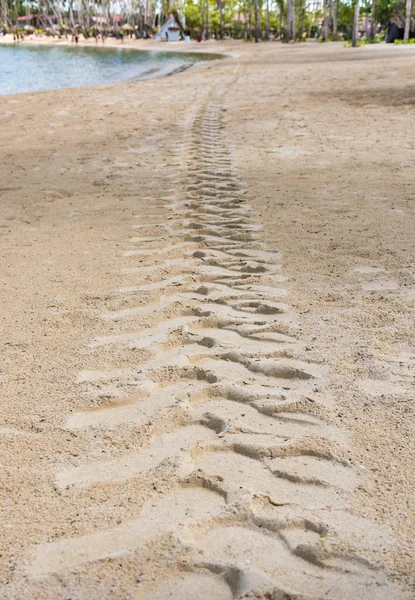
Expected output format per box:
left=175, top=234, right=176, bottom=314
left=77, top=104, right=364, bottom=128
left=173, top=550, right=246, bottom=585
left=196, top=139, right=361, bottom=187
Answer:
left=0, top=44, right=220, bottom=95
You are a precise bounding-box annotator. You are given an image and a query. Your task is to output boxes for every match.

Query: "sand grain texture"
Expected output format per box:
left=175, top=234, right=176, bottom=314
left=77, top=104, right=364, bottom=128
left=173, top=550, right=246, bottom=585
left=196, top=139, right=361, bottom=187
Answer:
left=0, top=41, right=414, bottom=599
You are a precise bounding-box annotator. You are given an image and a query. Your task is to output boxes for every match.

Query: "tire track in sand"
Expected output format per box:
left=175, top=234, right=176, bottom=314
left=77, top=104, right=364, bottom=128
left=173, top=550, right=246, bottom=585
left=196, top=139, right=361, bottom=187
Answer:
left=23, top=84, right=404, bottom=599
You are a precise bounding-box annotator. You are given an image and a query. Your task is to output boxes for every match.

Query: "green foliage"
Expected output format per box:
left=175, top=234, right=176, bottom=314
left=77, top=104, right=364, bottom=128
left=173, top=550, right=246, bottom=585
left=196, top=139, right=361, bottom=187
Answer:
left=394, top=37, right=415, bottom=43
left=373, top=0, right=405, bottom=29
left=337, top=0, right=356, bottom=39
left=229, top=19, right=244, bottom=38
left=184, top=0, right=238, bottom=35
left=361, top=33, right=384, bottom=43
left=210, top=7, right=220, bottom=35
left=184, top=0, right=201, bottom=31
left=260, top=12, right=280, bottom=34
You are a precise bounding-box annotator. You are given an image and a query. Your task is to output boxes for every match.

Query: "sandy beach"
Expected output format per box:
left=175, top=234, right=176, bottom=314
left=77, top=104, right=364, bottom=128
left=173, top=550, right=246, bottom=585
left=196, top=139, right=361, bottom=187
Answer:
left=0, top=31, right=230, bottom=54
left=0, top=40, right=414, bottom=598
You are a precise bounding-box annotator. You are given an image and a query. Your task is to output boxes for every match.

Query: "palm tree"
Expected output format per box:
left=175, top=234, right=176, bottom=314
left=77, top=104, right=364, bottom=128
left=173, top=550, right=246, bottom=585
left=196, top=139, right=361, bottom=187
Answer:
left=265, top=0, right=270, bottom=40
left=200, top=0, right=205, bottom=37
left=275, top=0, right=285, bottom=39
left=404, top=0, right=412, bottom=40
left=300, top=0, right=306, bottom=38
left=205, top=0, right=209, bottom=37
left=352, top=0, right=360, bottom=46
left=369, top=0, right=376, bottom=39
left=331, top=0, right=338, bottom=39
left=286, top=0, right=294, bottom=40
left=323, top=0, right=330, bottom=39
left=254, top=0, right=259, bottom=41
left=218, top=0, right=223, bottom=38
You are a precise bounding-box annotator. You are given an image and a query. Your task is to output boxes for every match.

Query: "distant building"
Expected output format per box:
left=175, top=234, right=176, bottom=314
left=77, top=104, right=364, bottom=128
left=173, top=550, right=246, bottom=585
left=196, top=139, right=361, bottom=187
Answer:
left=17, top=14, right=58, bottom=29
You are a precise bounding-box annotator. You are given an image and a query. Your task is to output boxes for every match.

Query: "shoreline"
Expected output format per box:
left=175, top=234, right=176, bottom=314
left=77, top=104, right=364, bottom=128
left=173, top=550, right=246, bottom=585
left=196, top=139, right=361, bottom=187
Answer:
left=0, top=31, right=237, bottom=53
left=0, top=36, right=229, bottom=95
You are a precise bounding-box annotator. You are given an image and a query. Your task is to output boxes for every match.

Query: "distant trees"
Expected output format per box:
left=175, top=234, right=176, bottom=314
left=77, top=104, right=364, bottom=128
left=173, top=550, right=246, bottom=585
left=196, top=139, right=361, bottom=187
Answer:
left=0, top=0, right=412, bottom=42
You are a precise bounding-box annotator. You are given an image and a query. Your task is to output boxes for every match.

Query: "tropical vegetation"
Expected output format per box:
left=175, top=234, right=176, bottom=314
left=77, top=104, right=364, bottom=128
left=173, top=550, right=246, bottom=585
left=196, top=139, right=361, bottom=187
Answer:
left=0, top=0, right=413, bottom=46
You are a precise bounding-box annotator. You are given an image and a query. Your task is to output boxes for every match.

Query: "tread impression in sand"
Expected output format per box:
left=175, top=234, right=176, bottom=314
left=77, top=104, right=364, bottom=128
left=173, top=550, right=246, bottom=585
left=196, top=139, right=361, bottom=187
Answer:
left=24, top=83, right=404, bottom=600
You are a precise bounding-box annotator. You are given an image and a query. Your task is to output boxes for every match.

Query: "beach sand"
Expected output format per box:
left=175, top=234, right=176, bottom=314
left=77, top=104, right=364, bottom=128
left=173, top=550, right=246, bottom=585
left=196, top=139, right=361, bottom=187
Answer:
left=0, top=40, right=414, bottom=598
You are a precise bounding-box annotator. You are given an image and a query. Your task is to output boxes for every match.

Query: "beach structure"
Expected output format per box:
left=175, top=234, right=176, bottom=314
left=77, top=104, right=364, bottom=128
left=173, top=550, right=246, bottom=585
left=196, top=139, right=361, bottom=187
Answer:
left=17, top=14, right=58, bottom=29
left=166, top=26, right=180, bottom=41
left=155, top=15, right=181, bottom=40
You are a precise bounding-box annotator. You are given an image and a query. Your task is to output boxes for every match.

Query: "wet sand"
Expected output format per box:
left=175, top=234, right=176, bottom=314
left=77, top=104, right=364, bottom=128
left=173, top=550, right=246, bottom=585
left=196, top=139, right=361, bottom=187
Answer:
left=0, top=41, right=414, bottom=598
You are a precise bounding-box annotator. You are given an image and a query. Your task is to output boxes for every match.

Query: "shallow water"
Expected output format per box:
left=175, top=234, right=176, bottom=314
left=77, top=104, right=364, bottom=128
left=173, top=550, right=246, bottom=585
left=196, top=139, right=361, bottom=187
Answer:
left=0, top=43, right=220, bottom=95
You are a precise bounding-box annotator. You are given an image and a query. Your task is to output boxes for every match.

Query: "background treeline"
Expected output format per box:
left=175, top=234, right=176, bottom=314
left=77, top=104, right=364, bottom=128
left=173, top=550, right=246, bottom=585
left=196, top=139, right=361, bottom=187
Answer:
left=1, top=0, right=414, bottom=43
left=182, top=0, right=413, bottom=41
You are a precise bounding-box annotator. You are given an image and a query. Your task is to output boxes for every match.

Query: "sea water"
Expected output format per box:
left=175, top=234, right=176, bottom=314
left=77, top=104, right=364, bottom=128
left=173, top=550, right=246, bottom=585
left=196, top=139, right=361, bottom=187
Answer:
left=0, top=43, right=220, bottom=95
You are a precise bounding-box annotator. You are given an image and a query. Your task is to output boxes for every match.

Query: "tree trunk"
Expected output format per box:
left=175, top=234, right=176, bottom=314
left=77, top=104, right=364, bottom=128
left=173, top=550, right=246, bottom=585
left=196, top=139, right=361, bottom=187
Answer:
left=331, top=0, right=338, bottom=39
left=370, top=0, right=376, bottom=39
left=352, top=0, right=360, bottom=47
left=205, top=0, right=209, bottom=39
left=292, top=0, right=296, bottom=40
left=248, top=0, right=252, bottom=38
left=323, top=0, right=330, bottom=40
left=286, top=0, right=295, bottom=41
left=404, top=0, right=412, bottom=41
left=266, top=0, right=270, bottom=40
left=219, top=0, right=223, bottom=39
left=300, top=0, right=305, bottom=39
left=254, top=0, right=259, bottom=42
left=285, top=0, right=290, bottom=40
